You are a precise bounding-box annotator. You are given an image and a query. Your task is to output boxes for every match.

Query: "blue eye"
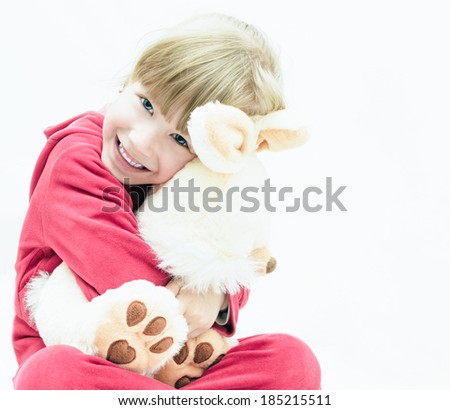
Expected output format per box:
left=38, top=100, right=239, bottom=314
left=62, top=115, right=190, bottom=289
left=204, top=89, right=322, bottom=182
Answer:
left=141, top=98, right=154, bottom=114
left=172, top=133, right=188, bottom=148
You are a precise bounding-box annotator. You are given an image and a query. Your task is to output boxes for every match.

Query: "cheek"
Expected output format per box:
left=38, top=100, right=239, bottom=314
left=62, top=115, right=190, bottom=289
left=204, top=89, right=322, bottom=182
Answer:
left=162, top=157, right=189, bottom=180
left=102, top=121, right=118, bottom=149
left=103, top=106, right=119, bottom=132
left=176, top=152, right=195, bottom=169
left=104, top=97, right=133, bottom=129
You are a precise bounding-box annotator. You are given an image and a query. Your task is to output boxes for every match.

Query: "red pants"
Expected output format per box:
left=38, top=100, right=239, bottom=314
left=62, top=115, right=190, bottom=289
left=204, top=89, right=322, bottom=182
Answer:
left=14, top=334, right=321, bottom=390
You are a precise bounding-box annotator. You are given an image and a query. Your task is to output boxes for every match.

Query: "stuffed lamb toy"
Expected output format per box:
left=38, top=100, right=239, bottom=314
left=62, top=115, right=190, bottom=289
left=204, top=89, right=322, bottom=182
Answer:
left=26, top=101, right=307, bottom=388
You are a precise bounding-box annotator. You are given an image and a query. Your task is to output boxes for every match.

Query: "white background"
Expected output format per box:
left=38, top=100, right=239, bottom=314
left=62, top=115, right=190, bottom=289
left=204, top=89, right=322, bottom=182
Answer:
left=1, top=0, right=449, bottom=390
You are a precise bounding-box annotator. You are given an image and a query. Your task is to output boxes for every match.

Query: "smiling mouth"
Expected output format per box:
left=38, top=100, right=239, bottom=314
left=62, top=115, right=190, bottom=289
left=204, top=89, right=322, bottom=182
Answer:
left=117, top=139, right=146, bottom=170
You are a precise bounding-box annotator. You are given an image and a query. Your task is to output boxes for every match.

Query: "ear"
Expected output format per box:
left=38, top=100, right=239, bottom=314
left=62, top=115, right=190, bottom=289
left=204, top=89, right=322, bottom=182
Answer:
left=254, top=110, right=309, bottom=152
left=187, top=102, right=257, bottom=174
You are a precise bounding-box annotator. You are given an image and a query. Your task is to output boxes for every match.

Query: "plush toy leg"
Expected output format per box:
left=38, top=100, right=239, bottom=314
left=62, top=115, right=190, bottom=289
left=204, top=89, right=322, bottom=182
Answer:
left=26, top=264, right=188, bottom=377
left=153, top=329, right=237, bottom=388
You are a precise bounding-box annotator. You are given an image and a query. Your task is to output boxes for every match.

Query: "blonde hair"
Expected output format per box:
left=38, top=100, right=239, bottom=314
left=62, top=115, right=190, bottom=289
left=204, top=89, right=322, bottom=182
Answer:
left=129, top=14, right=285, bottom=133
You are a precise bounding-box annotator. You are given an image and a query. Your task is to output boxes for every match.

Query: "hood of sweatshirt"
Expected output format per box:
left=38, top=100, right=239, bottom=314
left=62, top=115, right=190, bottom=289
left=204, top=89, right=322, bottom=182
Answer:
left=29, top=111, right=104, bottom=198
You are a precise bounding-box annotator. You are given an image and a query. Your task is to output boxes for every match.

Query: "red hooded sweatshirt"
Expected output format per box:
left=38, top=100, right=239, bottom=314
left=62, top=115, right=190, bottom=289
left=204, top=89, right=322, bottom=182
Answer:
left=13, top=111, right=248, bottom=366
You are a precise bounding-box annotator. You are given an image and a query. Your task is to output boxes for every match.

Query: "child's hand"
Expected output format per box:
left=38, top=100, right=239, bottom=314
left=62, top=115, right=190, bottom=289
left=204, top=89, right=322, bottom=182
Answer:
left=166, top=279, right=227, bottom=338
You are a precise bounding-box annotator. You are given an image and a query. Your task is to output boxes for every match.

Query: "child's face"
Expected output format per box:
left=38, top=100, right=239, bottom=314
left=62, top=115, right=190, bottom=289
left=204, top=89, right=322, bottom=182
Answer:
left=102, top=82, right=196, bottom=185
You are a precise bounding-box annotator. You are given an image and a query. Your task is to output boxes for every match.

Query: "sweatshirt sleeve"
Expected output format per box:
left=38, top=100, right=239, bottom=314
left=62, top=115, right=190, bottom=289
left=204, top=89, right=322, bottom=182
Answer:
left=37, top=141, right=169, bottom=299
left=213, top=287, right=250, bottom=336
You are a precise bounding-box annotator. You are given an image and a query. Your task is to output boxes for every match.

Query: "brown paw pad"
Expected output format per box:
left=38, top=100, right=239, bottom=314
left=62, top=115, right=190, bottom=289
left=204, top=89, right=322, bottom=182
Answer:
left=175, top=375, right=199, bottom=389
left=143, top=316, right=166, bottom=336
left=208, top=353, right=225, bottom=369
left=126, top=301, right=147, bottom=327
left=107, top=340, right=136, bottom=364
left=149, top=337, right=174, bottom=353
left=173, top=344, right=189, bottom=365
left=193, top=342, right=213, bottom=364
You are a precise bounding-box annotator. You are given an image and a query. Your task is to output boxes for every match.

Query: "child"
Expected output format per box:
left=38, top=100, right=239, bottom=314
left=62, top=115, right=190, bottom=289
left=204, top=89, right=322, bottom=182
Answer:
left=13, top=13, right=321, bottom=389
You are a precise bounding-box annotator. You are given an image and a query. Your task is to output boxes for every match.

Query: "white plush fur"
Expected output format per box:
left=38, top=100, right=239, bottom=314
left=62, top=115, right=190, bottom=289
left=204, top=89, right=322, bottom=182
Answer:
left=25, top=264, right=99, bottom=355
left=26, top=264, right=188, bottom=375
left=187, top=101, right=257, bottom=174
left=138, top=156, right=270, bottom=295
left=138, top=102, right=277, bottom=294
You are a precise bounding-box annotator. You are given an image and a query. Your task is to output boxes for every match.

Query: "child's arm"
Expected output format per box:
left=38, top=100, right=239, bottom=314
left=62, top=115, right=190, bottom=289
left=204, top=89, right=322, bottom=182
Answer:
left=21, top=122, right=169, bottom=303
left=46, top=152, right=168, bottom=295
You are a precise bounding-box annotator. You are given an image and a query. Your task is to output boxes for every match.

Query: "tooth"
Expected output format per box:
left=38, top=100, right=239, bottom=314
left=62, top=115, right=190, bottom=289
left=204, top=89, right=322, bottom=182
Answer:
left=118, top=143, right=145, bottom=169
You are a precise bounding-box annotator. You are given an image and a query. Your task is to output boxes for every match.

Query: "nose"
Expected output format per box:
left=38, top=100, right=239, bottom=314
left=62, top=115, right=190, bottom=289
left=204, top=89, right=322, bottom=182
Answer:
left=131, top=128, right=159, bottom=153
left=128, top=127, right=162, bottom=169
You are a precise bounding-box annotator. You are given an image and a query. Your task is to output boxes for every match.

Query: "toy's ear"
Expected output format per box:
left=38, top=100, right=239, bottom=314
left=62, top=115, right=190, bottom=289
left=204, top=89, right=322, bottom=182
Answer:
left=187, top=102, right=256, bottom=174
left=254, top=110, right=308, bottom=152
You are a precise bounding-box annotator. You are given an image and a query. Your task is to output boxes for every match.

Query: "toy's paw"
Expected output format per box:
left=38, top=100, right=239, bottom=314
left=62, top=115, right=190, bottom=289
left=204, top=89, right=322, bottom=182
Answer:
left=153, top=329, right=236, bottom=388
left=91, top=280, right=188, bottom=376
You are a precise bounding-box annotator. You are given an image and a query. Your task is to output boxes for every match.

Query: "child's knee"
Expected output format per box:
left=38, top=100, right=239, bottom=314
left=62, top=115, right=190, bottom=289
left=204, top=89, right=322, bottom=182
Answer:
left=14, top=345, right=86, bottom=389
left=266, top=333, right=321, bottom=389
